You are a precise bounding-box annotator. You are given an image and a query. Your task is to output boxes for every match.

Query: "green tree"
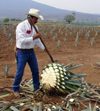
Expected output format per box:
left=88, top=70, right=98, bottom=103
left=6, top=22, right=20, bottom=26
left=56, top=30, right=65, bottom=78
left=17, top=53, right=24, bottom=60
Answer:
left=64, top=14, right=75, bottom=24
left=16, top=19, right=21, bottom=21
left=11, top=18, right=16, bottom=21
left=3, top=18, right=9, bottom=22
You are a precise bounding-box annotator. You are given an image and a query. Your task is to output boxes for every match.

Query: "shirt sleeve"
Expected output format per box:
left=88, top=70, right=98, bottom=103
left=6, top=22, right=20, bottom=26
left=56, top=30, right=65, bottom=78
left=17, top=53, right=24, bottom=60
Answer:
left=34, top=38, right=45, bottom=50
left=33, top=25, right=45, bottom=50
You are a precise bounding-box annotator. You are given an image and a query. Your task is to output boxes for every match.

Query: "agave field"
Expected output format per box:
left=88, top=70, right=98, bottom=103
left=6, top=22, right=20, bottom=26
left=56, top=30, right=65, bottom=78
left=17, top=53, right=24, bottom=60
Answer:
left=0, top=22, right=100, bottom=110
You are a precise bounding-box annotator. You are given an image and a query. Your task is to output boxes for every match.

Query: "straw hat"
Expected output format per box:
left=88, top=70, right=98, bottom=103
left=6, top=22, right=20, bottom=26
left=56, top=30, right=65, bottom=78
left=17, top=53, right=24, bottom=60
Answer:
left=25, top=8, right=44, bottom=20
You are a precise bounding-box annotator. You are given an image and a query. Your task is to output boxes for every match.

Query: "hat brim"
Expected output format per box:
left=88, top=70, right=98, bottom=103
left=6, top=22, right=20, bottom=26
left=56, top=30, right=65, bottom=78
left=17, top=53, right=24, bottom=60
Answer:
left=25, top=13, right=44, bottom=20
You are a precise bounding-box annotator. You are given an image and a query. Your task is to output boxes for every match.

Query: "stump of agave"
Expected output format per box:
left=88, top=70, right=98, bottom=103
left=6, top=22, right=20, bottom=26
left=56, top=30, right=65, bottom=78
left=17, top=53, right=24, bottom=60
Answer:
left=40, top=63, right=86, bottom=94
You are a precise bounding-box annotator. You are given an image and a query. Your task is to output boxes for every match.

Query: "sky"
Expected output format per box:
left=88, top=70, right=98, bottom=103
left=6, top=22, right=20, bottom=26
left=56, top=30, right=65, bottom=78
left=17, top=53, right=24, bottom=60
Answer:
left=32, top=0, right=100, bottom=14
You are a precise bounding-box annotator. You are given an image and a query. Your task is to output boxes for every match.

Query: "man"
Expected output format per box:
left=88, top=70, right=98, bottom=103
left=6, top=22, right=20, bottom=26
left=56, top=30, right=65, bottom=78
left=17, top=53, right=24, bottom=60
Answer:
left=13, top=8, right=49, bottom=98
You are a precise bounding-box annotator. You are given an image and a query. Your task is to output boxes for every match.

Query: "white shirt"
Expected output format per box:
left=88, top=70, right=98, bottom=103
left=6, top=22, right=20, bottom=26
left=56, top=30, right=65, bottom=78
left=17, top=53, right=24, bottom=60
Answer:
left=16, top=19, right=45, bottom=50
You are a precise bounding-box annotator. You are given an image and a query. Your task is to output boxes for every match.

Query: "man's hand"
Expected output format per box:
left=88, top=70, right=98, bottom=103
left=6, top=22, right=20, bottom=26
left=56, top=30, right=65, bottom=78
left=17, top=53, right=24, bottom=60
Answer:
left=33, top=33, right=41, bottom=40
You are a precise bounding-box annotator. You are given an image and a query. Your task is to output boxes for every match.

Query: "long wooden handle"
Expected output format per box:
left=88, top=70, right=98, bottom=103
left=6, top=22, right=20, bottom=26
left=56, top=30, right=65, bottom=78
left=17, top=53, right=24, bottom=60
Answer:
left=29, top=16, right=54, bottom=63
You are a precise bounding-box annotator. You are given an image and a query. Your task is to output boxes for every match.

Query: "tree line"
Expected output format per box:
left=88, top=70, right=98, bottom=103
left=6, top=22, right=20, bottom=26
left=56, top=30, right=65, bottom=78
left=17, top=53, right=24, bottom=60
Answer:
left=3, top=14, right=75, bottom=23
left=3, top=18, right=22, bottom=22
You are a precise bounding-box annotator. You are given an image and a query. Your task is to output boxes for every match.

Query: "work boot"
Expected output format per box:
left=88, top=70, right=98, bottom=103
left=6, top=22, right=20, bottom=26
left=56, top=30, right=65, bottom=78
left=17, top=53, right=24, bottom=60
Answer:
left=13, top=92, right=20, bottom=98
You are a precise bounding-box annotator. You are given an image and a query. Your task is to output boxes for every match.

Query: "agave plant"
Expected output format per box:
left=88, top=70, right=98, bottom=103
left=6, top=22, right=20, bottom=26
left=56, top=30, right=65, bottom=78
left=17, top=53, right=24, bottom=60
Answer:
left=2, top=64, right=11, bottom=78
left=57, top=40, right=61, bottom=47
left=0, top=45, right=1, bottom=51
left=75, top=33, right=79, bottom=46
left=40, top=62, right=86, bottom=94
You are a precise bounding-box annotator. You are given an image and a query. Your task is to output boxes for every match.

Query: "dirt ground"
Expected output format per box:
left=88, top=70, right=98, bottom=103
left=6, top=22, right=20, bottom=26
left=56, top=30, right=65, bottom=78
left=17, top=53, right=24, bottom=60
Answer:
left=0, top=23, right=100, bottom=110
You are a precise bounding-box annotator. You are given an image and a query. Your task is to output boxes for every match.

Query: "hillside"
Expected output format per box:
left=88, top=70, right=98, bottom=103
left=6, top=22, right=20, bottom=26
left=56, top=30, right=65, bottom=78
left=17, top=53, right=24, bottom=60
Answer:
left=0, top=0, right=100, bottom=21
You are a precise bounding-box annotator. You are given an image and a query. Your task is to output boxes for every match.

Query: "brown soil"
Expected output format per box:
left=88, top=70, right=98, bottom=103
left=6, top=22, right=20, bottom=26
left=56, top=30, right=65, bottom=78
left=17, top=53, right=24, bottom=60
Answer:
left=0, top=23, right=100, bottom=110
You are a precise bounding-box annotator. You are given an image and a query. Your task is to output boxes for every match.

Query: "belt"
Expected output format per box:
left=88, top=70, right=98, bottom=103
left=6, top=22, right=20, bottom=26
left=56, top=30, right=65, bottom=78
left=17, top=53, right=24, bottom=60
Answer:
left=17, top=48, right=33, bottom=51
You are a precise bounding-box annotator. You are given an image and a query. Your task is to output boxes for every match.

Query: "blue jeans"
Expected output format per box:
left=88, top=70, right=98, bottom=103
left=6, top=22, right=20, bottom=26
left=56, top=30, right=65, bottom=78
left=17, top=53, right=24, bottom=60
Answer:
left=12, top=49, right=40, bottom=92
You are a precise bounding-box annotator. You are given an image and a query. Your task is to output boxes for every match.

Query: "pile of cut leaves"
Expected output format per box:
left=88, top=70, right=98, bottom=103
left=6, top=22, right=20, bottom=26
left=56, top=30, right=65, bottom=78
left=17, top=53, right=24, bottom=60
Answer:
left=0, top=62, right=100, bottom=111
